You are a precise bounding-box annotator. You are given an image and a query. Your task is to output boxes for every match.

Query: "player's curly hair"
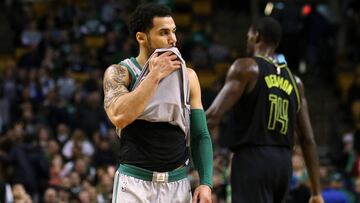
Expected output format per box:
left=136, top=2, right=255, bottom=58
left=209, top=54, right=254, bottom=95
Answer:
left=129, top=3, right=172, bottom=40
left=251, top=17, right=282, bottom=47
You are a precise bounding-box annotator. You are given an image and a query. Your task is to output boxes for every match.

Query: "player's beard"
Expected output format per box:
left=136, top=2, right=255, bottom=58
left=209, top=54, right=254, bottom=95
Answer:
left=145, top=34, right=176, bottom=57
left=145, top=34, right=156, bottom=57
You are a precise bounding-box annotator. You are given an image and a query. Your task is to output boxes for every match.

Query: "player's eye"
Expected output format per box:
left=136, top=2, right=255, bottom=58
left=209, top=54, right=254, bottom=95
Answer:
left=160, top=30, right=171, bottom=36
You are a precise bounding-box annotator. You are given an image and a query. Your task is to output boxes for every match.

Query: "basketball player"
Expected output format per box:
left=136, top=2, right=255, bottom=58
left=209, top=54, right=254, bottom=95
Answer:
left=103, top=3, right=213, bottom=203
left=206, top=17, right=324, bottom=203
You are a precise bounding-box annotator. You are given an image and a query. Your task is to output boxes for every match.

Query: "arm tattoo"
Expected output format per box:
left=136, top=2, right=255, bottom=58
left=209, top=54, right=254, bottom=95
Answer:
left=103, top=65, right=129, bottom=109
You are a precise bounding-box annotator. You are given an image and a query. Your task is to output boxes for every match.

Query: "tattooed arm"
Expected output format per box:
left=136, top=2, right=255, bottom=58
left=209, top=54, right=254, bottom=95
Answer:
left=103, top=64, right=159, bottom=129
left=103, top=52, right=181, bottom=129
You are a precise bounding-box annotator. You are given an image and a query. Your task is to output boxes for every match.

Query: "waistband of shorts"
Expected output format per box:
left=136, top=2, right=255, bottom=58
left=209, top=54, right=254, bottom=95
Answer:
left=118, top=164, right=188, bottom=183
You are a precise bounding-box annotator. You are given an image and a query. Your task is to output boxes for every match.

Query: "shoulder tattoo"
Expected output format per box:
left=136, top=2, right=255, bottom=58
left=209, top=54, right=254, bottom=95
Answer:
left=103, top=64, right=129, bottom=109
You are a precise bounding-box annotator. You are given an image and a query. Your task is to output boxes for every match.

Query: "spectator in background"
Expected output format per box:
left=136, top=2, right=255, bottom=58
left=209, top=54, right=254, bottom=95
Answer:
left=37, top=126, right=52, bottom=150
left=338, top=132, right=356, bottom=176
left=292, top=151, right=309, bottom=185
left=0, top=181, right=5, bottom=203
left=41, top=48, right=60, bottom=71
left=82, top=70, right=102, bottom=93
left=21, top=20, right=42, bottom=47
left=78, top=190, right=92, bottom=203
left=43, top=187, right=58, bottom=203
left=100, top=31, right=123, bottom=65
left=208, top=32, right=230, bottom=65
left=42, top=89, right=69, bottom=130
left=86, top=49, right=101, bottom=70
left=190, top=44, right=210, bottom=70
left=82, top=180, right=98, bottom=203
left=38, top=68, right=56, bottom=98
left=93, top=136, right=117, bottom=168
left=95, top=172, right=112, bottom=203
left=57, top=0, right=80, bottom=27
left=77, top=91, right=106, bottom=136
left=67, top=172, right=82, bottom=197
left=12, top=184, right=32, bottom=203
left=18, top=45, right=42, bottom=70
left=79, top=7, right=106, bottom=36
left=58, top=179, right=72, bottom=203
left=58, top=30, right=72, bottom=57
left=0, top=124, right=49, bottom=200
left=0, top=68, right=16, bottom=132
left=48, top=153, right=63, bottom=187
left=43, top=13, right=62, bottom=46
left=288, top=150, right=311, bottom=203
left=55, top=123, right=71, bottom=148
left=101, top=0, right=122, bottom=26
left=351, top=118, right=360, bottom=156
left=67, top=42, right=86, bottom=72
left=0, top=79, right=6, bottom=133
left=110, top=7, right=129, bottom=40
left=57, top=70, right=76, bottom=101
left=322, top=173, right=350, bottom=203
left=62, top=129, right=94, bottom=160
left=354, top=177, right=360, bottom=202
left=73, top=157, right=96, bottom=183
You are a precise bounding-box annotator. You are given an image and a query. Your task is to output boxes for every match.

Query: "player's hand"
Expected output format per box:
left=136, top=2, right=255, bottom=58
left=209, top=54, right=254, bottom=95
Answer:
left=148, top=51, right=181, bottom=80
left=309, top=195, right=324, bottom=203
left=192, top=185, right=212, bottom=203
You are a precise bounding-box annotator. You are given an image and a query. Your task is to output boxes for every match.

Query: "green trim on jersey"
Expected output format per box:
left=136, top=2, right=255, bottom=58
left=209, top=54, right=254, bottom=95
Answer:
left=255, top=55, right=286, bottom=69
left=114, top=172, right=120, bottom=203
left=130, top=57, right=142, bottom=71
left=118, top=164, right=188, bottom=182
left=285, top=66, right=301, bottom=113
left=119, top=61, right=137, bottom=90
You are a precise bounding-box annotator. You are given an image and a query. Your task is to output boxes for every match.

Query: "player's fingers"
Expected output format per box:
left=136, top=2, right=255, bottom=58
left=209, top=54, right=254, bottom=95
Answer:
left=168, top=54, right=178, bottom=60
left=160, top=51, right=173, bottom=56
left=192, top=190, right=199, bottom=203
left=150, top=52, right=159, bottom=59
left=198, top=195, right=208, bottom=203
left=172, top=61, right=182, bottom=67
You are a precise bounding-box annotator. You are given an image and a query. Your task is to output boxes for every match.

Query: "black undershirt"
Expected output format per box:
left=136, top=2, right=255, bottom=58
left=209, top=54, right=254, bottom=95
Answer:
left=118, top=120, right=188, bottom=172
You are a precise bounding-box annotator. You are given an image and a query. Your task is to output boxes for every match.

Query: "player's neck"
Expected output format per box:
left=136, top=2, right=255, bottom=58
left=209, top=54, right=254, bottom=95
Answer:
left=253, top=44, right=276, bottom=59
left=135, top=52, right=149, bottom=69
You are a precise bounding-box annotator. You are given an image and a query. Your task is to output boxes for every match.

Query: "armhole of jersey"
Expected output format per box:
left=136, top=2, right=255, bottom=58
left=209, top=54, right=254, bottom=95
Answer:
left=285, top=66, right=301, bottom=113
left=119, top=61, right=136, bottom=90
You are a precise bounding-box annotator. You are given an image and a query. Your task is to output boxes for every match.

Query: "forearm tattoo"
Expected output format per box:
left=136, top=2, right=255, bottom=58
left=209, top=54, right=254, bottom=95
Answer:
left=103, top=65, right=129, bottom=109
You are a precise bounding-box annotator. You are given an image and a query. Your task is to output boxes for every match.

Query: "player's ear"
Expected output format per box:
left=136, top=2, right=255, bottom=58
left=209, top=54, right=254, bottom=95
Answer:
left=136, top=32, right=147, bottom=44
left=255, top=31, right=261, bottom=44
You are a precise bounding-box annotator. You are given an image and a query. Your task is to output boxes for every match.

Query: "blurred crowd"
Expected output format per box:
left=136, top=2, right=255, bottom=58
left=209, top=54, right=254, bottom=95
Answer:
left=0, top=0, right=360, bottom=203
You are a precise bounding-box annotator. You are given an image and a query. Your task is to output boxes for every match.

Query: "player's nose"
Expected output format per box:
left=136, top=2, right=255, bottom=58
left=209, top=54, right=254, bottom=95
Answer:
left=169, top=33, right=177, bottom=47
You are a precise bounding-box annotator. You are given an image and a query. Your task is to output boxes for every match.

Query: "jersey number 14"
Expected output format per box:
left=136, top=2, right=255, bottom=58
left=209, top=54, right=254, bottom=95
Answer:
left=268, top=94, right=289, bottom=134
